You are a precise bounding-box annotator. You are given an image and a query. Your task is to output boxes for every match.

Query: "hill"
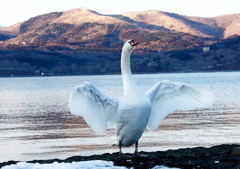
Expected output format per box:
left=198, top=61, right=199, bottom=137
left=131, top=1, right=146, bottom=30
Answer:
left=1, top=8, right=240, bottom=49
left=1, top=9, right=240, bottom=43
left=0, top=8, right=240, bottom=76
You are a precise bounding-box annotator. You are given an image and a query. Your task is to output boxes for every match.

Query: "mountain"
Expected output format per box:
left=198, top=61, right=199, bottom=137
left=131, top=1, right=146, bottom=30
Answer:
left=0, top=26, right=4, bottom=29
left=0, top=8, right=206, bottom=53
left=0, top=8, right=240, bottom=76
left=122, top=11, right=240, bottom=38
left=0, top=8, right=238, bottom=51
left=1, top=8, right=240, bottom=42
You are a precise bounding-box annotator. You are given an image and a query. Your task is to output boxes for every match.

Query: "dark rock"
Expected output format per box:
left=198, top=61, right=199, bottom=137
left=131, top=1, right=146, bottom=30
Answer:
left=232, top=147, right=240, bottom=156
left=1, top=144, right=240, bottom=168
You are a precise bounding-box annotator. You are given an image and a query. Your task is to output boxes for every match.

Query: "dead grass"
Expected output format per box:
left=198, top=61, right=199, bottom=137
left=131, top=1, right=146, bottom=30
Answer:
left=52, top=8, right=126, bottom=25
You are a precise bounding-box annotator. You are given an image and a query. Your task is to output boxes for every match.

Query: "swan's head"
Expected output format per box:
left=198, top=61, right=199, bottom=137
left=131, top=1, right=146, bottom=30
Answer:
left=123, top=39, right=138, bottom=52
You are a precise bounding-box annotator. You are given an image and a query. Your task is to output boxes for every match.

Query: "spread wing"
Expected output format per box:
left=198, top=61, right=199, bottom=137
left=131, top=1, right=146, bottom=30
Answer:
left=69, top=82, right=119, bottom=135
left=145, top=80, right=214, bottom=131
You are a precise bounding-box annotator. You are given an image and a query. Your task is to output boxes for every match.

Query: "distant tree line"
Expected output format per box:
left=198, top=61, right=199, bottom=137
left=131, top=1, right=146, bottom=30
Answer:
left=0, top=43, right=240, bottom=76
left=0, top=34, right=240, bottom=76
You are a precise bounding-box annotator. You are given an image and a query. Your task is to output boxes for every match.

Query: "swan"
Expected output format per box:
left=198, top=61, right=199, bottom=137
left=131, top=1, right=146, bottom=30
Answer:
left=69, top=39, right=214, bottom=156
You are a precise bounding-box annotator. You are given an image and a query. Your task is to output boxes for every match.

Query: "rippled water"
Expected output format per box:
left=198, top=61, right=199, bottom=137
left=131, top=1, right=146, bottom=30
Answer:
left=0, top=72, right=240, bottom=162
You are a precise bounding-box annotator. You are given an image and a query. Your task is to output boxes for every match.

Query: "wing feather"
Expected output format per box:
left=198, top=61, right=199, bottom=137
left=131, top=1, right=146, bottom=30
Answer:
left=145, top=80, right=214, bottom=131
left=69, top=82, right=119, bottom=135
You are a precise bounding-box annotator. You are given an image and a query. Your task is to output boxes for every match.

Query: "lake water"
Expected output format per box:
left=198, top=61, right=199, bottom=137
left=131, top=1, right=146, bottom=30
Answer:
left=0, top=72, right=240, bottom=162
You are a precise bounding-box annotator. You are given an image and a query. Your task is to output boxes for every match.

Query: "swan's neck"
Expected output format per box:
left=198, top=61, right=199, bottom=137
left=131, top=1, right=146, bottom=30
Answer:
left=121, top=49, right=132, bottom=78
left=121, top=49, right=138, bottom=95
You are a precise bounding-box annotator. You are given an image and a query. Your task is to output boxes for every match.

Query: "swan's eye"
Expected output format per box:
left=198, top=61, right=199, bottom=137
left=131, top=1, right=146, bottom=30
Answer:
left=128, top=40, right=134, bottom=44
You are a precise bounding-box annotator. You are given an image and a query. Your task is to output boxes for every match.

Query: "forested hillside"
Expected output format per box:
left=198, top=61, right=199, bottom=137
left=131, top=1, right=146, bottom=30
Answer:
left=0, top=35, right=239, bottom=76
left=0, top=8, right=240, bottom=76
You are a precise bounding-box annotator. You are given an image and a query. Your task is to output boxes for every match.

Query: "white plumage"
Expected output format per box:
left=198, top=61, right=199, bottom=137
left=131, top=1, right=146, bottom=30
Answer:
left=70, top=82, right=119, bottom=134
left=69, top=39, right=214, bottom=155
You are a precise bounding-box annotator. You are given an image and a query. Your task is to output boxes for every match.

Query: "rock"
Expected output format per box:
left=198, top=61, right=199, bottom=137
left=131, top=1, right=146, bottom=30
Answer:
left=232, top=147, right=240, bottom=155
left=1, top=144, right=240, bottom=168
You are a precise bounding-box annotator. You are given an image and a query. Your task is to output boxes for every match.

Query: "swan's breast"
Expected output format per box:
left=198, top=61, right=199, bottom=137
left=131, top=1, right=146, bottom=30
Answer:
left=116, top=96, right=151, bottom=146
left=118, top=94, right=151, bottom=119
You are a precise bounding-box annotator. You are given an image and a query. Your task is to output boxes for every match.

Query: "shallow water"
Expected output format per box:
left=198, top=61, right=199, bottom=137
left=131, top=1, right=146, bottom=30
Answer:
left=0, top=72, right=240, bottom=162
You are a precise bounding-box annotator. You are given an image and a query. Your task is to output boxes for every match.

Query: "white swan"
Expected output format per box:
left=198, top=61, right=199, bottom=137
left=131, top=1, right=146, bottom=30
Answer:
left=69, top=39, right=214, bottom=155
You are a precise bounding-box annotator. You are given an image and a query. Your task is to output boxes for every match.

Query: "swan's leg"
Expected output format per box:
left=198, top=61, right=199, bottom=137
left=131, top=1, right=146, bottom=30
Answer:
left=134, top=140, right=139, bottom=155
left=133, top=140, right=148, bottom=157
left=119, top=141, right=123, bottom=156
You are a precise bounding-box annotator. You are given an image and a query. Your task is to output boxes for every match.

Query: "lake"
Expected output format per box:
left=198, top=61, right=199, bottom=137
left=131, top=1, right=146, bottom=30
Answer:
left=0, top=72, right=240, bottom=162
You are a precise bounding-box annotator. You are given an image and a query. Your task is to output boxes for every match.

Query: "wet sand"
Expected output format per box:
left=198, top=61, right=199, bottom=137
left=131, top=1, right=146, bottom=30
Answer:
left=1, top=144, right=240, bottom=169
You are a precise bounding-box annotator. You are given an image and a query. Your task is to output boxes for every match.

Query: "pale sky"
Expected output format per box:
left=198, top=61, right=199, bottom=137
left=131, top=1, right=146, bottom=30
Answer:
left=0, top=0, right=240, bottom=27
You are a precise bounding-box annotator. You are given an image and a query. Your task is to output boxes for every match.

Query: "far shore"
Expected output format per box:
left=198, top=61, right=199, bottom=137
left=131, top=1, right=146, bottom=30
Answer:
left=1, top=70, right=240, bottom=78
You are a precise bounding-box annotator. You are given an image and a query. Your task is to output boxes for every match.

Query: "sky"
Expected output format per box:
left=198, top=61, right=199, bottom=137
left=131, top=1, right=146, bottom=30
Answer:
left=0, top=0, right=240, bottom=27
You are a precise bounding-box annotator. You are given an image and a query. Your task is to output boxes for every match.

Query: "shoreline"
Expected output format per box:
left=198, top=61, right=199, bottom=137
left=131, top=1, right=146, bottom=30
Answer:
left=1, top=144, right=240, bottom=168
left=1, top=70, right=240, bottom=78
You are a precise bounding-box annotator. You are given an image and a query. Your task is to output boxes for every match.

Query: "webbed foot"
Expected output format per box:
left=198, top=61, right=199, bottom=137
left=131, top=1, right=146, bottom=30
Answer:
left=118, top=152, right=131, bottom=158
left=132, top=152, right=148, bottom=158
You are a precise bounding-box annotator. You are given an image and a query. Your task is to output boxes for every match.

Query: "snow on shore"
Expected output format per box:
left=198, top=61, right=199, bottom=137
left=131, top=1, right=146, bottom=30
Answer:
left=1, top=160, right=178, bottom=169
left=2, top=160, right=125, bottom=169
